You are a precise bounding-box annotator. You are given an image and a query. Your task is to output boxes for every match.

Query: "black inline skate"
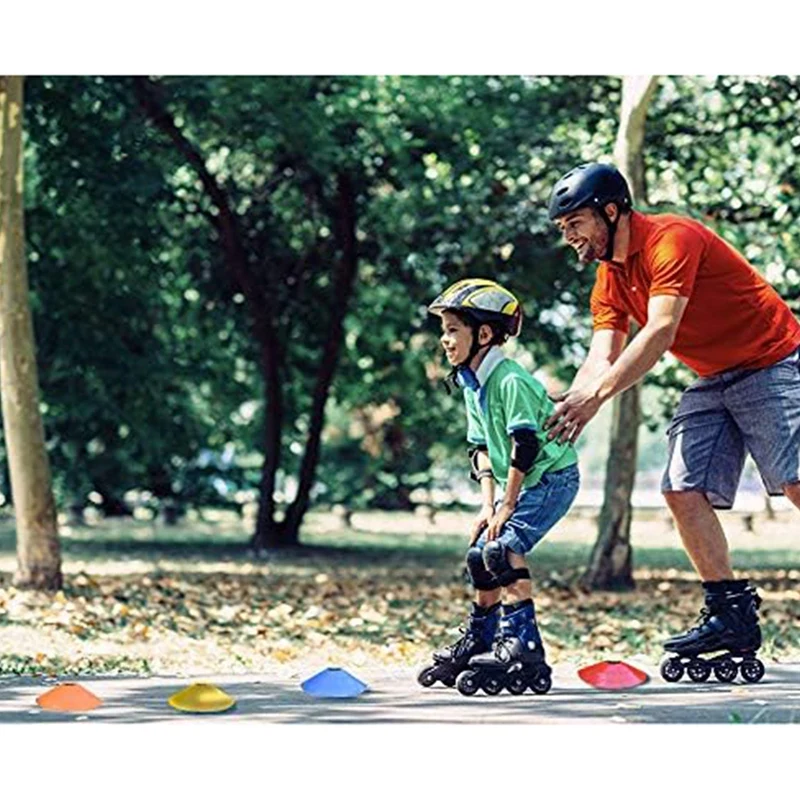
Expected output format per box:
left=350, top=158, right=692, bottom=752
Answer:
left=456, top=599, right=552, bottom=696
left=417, top=602, right=500, bottom=688
left=660, top=580, right=765, bottom=684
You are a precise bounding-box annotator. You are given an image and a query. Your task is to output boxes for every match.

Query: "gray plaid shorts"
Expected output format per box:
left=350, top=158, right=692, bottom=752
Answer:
left=662, top=347, right=800, bottom=509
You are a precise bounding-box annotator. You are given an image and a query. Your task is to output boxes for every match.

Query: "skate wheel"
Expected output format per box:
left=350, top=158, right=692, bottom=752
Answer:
left=660, top=658, right=684, bottom=683
left=687, top=660, right=711, bottom=683
left=531, top=673, right=552, bottom=695
left=713, top=659, right=738, bottom=683
left=482, top=675, right=505, bottom=696
left=456, top=670, right=481, bottom=697
left=740, top=658, right=765, bottom=684
left=417, top=666, right=438, bottom=688
left=507, top=674, right=528, bottom=695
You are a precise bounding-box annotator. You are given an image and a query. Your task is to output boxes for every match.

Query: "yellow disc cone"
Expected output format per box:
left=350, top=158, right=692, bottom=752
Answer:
left=167, top=683, right=236, bottom=713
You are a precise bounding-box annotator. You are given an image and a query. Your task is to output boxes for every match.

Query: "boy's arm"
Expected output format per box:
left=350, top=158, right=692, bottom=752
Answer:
left=483, top=374, right=548, bottom=540
left=484, top=454, right=528, bottom=542
left=475, top=449, right=495, bottom=508
left=468, top=448, right=496, bottom=545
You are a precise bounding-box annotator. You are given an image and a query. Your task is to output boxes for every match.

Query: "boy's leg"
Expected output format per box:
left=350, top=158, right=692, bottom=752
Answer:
left=455, top=466, right=579, bottom=694
left=475, top=587, right=502, bottom=607
left=418, top=536, right=503, bottom=688
left=462, top=582, right=552, bottom=695
left=466, top=537, right=503, bottom=606
left=505, top=552, right=532, bottom=604
left=487, top=463, right=580, bottom=602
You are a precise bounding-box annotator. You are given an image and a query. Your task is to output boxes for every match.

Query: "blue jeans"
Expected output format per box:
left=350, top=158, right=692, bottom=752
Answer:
left=473, top=464, right=580, bottom=555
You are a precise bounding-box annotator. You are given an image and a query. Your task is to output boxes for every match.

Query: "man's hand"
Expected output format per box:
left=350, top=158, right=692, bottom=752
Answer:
left=469, top=503, right=494, bottom=546
left=485, top=501, right=514, bottom=541
left=545, top=382, right=603, bottom=444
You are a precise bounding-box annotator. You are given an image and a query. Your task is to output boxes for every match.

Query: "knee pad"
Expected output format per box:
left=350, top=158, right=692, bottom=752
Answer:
left=483, top=541, right=531, bottom=587
left=465, top=546, right=499, bottom=591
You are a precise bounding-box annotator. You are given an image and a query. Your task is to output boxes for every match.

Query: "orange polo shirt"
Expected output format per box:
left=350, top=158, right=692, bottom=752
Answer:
left=590, top=211, right=800, bottom=377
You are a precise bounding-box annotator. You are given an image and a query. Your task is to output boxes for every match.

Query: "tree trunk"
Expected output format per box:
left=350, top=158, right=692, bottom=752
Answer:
left=581, top=75, right=658, bottom=591
left=0, top=76, right=62, bottom=590
left=581, top=384, right=640, bottom=590
left=133, top=77, right=287, bottom=552
left=280, top=174, right=360, bottom=544
left=253, top=337, right=286, bottom=550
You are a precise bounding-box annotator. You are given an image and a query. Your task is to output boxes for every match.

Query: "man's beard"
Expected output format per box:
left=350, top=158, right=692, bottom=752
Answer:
left=578, top=241, right=601, bottom=264
left=577, top=231, right=609, bottom=264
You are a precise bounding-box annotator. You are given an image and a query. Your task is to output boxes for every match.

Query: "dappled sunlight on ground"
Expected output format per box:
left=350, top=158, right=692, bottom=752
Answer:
left=1, top=511, right=799, bottom=677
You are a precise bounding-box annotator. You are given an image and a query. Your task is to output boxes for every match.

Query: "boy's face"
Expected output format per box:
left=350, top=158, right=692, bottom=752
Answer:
left=440, top=311, right=489, bottom=366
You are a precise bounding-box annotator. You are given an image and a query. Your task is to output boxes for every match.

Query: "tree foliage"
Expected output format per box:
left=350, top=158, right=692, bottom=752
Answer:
left=5, top=75, right=797, bottom=550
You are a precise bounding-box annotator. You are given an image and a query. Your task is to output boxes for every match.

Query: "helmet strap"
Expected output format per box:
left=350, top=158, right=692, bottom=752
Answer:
left=445, top=323, right=492, bottom=391
left=596, top=203, right=619, bottom=262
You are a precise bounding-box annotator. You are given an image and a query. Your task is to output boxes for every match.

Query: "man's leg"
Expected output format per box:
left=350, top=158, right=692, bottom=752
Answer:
left=661, top=374, right=744, bottom=580
left=661, top=489, right=764, bottom=682
left=726, top=348, right=800, bottom=514
left=658, top=381, right=764, bottom=678
left=662, top=490, right=734, bottom=581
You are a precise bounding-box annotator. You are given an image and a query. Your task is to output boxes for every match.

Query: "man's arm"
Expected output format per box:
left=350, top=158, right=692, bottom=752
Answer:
left=569, top=328, right=627, bottom=391
left=594, top=294, right=688, bottom=401
left=546, top=294, right=688, bottom=442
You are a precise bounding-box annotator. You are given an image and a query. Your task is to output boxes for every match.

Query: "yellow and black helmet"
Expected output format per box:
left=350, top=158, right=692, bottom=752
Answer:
left=428, top=278, right=522, bottom=338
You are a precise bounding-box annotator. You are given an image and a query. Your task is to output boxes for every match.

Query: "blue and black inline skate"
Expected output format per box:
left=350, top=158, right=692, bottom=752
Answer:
left=417, top=602, right=500, bottom=688
left=456, top=599, right=552, bottom=696
left=660, top=581, right=765, bottom=684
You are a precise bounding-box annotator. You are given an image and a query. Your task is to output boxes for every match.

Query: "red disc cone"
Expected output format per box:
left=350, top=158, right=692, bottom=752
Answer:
left=36, top=683, right=103, bottom=712
left=578, top=660, right=649, bottom=690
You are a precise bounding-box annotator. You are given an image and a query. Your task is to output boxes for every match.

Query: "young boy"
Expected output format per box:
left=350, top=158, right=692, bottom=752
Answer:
left=417, top=278, right=580, bottom=696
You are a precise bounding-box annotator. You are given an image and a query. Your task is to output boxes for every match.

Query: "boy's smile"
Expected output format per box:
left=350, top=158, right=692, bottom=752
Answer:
left=440, top=311, right=472, bottom=366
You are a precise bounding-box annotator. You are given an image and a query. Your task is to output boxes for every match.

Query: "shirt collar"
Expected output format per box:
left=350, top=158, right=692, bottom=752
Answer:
left=457, top=346, right=506, bottom=391
left=625, top=210, right=647, bottom=258
left=602, top=210, right=646, bottom=271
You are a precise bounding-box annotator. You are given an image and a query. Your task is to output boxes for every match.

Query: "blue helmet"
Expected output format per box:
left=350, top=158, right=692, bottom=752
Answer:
left=548, top=163, right=632, bottom=221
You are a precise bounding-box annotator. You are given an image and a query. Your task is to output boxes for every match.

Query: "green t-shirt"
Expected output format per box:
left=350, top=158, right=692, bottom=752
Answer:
left=464, top=356, right=577, bottom=491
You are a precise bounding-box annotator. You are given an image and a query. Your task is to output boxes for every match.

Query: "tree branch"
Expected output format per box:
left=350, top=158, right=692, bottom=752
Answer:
left=131, top=76, right=286, bottom=544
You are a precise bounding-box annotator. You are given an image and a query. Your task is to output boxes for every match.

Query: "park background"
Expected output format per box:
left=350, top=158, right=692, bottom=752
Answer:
left=2, top=74, right=800, bottom=678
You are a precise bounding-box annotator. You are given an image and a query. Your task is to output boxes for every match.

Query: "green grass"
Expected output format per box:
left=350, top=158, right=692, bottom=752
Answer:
left=4, top=515, right=800, bottom=573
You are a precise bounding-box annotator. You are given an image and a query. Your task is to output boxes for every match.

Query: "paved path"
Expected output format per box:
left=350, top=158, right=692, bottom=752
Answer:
left=2, top=661, right=800, bottom=724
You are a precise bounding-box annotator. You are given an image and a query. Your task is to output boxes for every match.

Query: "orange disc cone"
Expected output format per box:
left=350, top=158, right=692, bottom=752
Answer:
left=578, top=660, right=649, bottom=690
left=36, top=683, right=103, bottom=712
left=167, top=683, right=236, bottom=713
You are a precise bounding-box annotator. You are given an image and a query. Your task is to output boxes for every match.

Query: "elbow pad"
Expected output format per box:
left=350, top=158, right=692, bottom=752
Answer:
left=510, top=429, right=539, bottom=472
left=468, top=444, right=492, bottom=482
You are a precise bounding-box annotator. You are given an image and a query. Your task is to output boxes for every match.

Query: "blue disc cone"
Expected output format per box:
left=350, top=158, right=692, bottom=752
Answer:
left=301, top=667, right=368, bottom=698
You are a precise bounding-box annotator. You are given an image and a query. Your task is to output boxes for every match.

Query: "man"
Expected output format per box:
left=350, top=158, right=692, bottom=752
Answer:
left=545, top=162, right=800, bottom=682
